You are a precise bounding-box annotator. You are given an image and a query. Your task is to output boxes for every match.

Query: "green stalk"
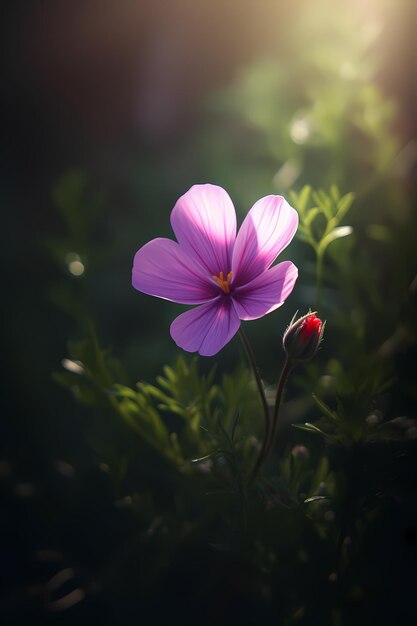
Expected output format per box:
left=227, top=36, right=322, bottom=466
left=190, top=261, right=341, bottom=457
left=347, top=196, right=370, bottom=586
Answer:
left=265, top=358, right=293, bottom=459
left=238, top=328, right=270, bottom=483
left=316, top=250, right=324, bottom=310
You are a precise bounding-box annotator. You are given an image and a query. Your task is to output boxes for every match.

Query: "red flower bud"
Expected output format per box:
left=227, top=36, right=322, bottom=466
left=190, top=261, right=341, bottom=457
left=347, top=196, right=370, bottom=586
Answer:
left=283, top=311, right=325, bottom=362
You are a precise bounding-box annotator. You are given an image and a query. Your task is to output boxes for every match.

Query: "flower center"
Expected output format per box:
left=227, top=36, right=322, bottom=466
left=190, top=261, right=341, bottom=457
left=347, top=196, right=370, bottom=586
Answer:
left=212, top=271, right=233, bottom=294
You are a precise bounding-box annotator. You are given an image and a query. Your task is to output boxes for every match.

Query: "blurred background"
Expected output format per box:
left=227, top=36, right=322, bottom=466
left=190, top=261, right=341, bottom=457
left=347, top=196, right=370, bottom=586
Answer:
left=1, top=0, right=416, bottom=623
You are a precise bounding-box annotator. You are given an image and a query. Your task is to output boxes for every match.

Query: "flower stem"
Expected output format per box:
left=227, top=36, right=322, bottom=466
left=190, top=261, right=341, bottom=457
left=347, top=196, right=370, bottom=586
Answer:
left=265, top=357, right=293, bottom=459
left=238, top=328, right=270, bottom=483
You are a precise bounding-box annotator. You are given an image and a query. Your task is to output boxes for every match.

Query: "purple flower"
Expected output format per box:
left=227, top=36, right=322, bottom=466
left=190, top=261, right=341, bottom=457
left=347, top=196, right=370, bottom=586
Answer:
left=132, top=184, right=299, bottom=356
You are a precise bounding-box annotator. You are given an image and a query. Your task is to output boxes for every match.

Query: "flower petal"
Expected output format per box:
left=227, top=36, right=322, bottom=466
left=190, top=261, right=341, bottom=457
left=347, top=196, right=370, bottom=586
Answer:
left=170, top=299, right=240, bottom=356
left=232, top=195, right=298, bottom=286
left=132, top=238, right=216, bottom=304
left=233, top=261, right=298, bottom=320
left=170, top=184, right=237, bottom=275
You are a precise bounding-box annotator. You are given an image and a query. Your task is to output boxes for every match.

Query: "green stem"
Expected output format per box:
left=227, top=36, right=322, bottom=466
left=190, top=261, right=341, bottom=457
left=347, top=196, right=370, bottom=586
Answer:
left=316, top=251, right=324, bottom=310
left=264, top=358, right=293, bottom=460
left=238, top=328, right=270, bottom=483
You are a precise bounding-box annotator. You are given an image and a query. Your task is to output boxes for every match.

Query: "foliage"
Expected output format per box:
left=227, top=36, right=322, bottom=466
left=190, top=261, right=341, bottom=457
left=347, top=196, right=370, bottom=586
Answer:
left=290, top=185, right=354, bottom=307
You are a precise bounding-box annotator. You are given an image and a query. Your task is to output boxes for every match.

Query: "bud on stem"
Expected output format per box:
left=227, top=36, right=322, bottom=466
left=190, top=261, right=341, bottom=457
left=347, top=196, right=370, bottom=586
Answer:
left=251, top=311, right=325, bottom=482
left=283, top=311, right=325, bottom=362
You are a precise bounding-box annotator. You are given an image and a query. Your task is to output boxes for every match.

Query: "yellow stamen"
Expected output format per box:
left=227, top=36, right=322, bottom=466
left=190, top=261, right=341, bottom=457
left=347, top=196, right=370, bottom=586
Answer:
left=212, top=271, right=233, bottom=294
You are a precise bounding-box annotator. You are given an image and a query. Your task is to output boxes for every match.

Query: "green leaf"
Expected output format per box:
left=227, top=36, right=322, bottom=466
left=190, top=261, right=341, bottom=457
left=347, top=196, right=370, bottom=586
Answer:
left=293, top=422, right=324, bottom=434
left=292, top=422, right=333, bottom=441
left=190, top=452, right=217, bottom=463
left=312, top=189, right=333, bottom=221
left=335, top=192, right=355, bottom=223
left=318, top=225, right=353, bottom=255
left=296, top=185, right=312, bottom=216
left=303, top=495, right=330, bottom=504
left=108, top=384, right=137, bottom=400
left=303, top=206, right=321, bottom=229
left=330, top=185, right=340, bottom=204
left=312, top=393, right=339, bottom=423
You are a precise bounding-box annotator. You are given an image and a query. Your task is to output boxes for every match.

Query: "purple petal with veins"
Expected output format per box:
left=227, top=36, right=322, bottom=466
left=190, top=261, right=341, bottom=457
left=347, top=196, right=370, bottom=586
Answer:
left=233, top=261, right=298, bottom=321
left=133, top=238, right=215, bottom=304
left=232, top=195, right=298, bottom=286
left=170, top=298, right=240, bottom=356
left=132, top=184, right=299, bottom=356
left=171, top=183, right=236, bottom=275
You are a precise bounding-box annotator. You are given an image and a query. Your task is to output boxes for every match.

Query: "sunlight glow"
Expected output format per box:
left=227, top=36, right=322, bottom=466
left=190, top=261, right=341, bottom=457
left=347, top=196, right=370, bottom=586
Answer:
left=66, top=252, right=85, bottom=276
